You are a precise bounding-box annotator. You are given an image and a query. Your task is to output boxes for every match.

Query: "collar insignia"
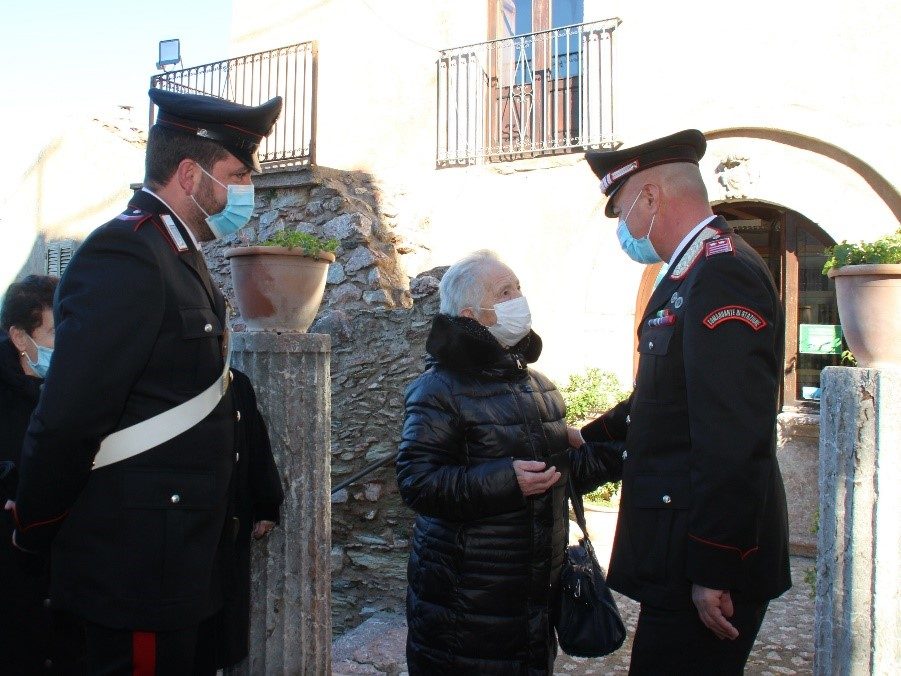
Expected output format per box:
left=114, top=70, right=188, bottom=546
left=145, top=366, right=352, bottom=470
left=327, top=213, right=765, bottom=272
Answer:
left=669, top=226, right=721, bottom=280
left=160, top=214, right=189, bottom=252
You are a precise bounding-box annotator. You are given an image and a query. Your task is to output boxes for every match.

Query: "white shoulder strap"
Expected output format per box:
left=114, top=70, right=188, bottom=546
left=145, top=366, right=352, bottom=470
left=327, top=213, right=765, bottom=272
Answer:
left=92, top=331, right=232, bottom=471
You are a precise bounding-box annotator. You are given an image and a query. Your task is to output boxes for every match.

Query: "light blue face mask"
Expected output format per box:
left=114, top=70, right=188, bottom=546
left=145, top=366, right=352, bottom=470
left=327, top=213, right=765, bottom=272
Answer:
left=192, top=165, right=255, bottom=239
left=616, top=190, right=662, bottom=265
left=26, top=335, right=53, bottom=379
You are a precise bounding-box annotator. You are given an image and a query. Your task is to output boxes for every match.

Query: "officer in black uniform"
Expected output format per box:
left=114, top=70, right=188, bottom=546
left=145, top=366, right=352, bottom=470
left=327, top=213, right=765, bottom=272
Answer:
left=10, top=89, right=282, bottom=673
left=578, top=130, right=791, bottom=674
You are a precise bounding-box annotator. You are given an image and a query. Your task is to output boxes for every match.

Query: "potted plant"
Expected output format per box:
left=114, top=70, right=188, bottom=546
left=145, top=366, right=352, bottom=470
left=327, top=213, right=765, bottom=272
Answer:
left=225, top=230, right=339, bottom=332
left=823, top=228, right=901, bottom=368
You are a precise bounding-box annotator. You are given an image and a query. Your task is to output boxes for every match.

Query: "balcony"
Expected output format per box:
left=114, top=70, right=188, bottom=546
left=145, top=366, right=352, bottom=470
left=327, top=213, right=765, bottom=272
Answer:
left=150, top=42, right=317, bottom=169
left=437, top=18, right=621, bottom=167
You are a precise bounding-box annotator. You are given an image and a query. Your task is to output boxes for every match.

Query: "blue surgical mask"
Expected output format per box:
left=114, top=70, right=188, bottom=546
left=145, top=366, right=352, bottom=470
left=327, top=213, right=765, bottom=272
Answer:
left=26, top=335, right=53, bottom=379
left=616, top=191, right=662, bottom=264
left=192, top=165, right=255, bottom=239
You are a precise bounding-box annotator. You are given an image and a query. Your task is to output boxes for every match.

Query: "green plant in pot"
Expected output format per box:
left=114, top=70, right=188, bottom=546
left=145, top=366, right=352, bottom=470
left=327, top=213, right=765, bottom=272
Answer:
left=225, top=229, right=339, bottom=332
left=823, top=228, right=901, bottom=368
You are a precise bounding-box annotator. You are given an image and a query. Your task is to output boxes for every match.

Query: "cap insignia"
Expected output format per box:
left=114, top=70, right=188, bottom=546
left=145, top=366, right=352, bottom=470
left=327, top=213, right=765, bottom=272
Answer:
left=600, top=160, right=639, bottom=192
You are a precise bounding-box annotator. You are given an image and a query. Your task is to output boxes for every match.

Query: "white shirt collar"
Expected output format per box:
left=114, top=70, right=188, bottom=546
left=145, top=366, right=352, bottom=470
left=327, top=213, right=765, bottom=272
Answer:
left=141, top=187, right=201, bottom=250
left=668, top=214, right=719, bottom=266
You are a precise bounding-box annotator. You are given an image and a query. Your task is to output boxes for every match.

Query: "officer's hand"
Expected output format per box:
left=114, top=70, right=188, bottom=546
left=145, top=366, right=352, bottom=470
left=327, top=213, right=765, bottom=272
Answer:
left=691, top=584, right=739, bottom=640
left=566, top=426, right=585, bottom=449
left=3, top=499, right=13, bottom=512
left=512, top=460, right=560, bottom=497
left=252, top=520, right=276, bottom=540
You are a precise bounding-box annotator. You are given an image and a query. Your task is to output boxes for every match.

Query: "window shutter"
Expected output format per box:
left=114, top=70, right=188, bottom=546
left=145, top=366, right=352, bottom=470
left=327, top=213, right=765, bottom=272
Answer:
left=46, top=241, right=76, bottom=277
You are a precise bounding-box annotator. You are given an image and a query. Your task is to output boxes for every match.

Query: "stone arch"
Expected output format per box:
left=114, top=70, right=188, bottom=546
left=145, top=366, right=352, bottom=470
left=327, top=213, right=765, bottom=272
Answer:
left=704, top=126, right=901, bottom=224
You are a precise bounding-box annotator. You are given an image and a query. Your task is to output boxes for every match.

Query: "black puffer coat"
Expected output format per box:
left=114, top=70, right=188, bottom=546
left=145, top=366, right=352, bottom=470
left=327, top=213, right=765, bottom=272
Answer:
left=397, top=315, right=622, bottom=675
left=0, top=331, right=85, bottom=673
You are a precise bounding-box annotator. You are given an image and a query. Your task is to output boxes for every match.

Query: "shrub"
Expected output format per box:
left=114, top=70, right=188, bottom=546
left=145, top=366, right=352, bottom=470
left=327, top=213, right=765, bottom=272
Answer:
left=822, top=228, right=901, bottom=274
left=260, top=229, right=339, bottom=256
left=559, top=368, right=630, bottom=507
left=559, top=368, right=629, bottom=425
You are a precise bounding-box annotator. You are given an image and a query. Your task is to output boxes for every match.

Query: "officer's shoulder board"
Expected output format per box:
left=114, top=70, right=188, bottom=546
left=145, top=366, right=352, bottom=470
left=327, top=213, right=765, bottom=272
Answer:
left=116, top=208, right=188, bottom=253
left=669, top=225, right=726, bottom=280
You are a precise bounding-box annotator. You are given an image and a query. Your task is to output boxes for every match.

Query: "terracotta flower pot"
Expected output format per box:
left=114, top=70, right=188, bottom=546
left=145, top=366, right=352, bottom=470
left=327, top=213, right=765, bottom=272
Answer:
left=828, top=264, right=901, bottom=368
left=225, top=246, right=336, bottom=332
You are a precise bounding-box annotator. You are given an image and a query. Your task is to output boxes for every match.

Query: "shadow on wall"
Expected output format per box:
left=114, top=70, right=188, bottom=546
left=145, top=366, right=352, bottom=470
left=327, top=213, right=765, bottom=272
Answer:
left=201, top=166, right=444, bottom=632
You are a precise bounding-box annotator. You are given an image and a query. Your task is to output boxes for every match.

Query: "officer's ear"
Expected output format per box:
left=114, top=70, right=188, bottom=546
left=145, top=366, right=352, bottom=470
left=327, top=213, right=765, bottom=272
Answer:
left=640, top=183, right=662, bottom=215
left=175, top=159, right=203, bottom=196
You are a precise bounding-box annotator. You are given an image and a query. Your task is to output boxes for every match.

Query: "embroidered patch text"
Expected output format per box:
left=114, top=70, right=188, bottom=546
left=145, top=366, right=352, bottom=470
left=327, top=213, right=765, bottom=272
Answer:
left=703, top=305, right=767, bottom=331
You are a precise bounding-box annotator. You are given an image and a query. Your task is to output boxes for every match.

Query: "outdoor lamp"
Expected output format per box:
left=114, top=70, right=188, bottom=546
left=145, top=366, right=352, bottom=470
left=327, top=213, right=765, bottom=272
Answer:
left=157, top=39, right=181, bottom=70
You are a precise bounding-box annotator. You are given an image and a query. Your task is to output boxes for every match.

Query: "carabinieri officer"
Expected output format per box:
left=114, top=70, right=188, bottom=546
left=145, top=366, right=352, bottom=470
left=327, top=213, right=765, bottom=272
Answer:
left=10, top=89, right=281, bottom=673
left=579, top=130, right=791, bottom=675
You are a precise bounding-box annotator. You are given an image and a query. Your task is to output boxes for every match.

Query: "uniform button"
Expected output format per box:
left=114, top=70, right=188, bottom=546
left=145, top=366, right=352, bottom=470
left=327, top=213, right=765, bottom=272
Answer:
left=648, top=340, right=655, bottom=349
left=622, top=450, right=628, bottom=460
left=170, top=494, right=181, bottom=504
left=204, top=323, right=213, bottom=333
left=44, top=659, right=53, bottom=669
left=235, top=453, right=240, bottom=463
left=235, top=410, right=241, bottom=422
left=662, top=495, right=672, bottom=504
left=43, top=597, right=52, bottom=608
left=626, top=414, right=631, bottom=425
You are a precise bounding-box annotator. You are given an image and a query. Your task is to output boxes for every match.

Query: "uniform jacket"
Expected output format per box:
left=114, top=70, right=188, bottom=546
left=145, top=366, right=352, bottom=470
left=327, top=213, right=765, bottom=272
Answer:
left=583, top=217, right=791, bottom=609
left=210, top=368, right=283, bottom=669
left=397, top=315, right=622, bottom=675
left=14, top=189, right=236, bottom=630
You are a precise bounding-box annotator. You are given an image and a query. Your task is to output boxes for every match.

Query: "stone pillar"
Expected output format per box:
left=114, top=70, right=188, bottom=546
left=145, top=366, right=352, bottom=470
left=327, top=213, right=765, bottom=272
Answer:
left=230, top=332, right=332, bottom=675
left=815, top=367, right=901, bottom=675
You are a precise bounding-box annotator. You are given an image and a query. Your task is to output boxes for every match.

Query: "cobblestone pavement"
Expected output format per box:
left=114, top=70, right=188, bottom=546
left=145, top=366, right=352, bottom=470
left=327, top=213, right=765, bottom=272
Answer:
left=333, top=507, right=815, bottom=675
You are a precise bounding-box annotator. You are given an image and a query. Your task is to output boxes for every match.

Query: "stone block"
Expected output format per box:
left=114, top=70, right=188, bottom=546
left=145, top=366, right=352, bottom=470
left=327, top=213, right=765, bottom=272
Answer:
left=815, top=367, right=901, bottom=675
left=776, top=411, right=820, bottom=556
left=346, top=246, right=377, bottom=273
left=328, top=262, right=347, bottom=285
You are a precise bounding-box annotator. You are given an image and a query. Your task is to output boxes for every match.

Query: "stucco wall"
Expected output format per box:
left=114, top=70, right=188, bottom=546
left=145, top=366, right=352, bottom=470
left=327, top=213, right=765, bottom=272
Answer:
left=1, top=114, right=146, bottom=289
left=229, top=0, right=900, bottom=382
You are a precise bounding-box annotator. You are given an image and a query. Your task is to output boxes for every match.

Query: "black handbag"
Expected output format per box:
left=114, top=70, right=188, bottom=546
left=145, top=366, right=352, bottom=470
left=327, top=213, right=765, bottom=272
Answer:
left=555, top=475, right=626, bottom=658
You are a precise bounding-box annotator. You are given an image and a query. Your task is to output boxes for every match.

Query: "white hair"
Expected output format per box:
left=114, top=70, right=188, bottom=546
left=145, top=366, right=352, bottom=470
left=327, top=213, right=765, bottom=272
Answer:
left=439, top=249, right=505, bottom=316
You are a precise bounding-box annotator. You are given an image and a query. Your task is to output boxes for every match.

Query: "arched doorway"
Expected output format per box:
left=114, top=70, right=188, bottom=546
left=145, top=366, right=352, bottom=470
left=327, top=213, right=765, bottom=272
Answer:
left=633, top=201, right=841, bottom=411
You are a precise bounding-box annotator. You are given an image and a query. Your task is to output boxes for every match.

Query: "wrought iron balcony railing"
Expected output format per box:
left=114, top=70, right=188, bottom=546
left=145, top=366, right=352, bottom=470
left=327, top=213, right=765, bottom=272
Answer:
left=437, top=18, right=621, bottom=166
left=150, top=42, right=317, bottom=169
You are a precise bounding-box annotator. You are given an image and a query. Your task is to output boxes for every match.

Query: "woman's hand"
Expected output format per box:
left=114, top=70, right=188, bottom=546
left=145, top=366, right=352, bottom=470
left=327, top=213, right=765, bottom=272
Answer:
left=512, top=460, right=560, bottom=497
left=567, top=426, right=585, bottom=449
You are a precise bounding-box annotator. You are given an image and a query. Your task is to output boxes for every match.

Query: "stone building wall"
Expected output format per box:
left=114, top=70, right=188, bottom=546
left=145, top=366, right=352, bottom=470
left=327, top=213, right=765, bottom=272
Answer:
left=203, top=167, right=436, bottom=632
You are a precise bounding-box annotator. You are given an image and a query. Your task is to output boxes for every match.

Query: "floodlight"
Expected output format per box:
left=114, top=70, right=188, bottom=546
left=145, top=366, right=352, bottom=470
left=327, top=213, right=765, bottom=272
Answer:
left=157, top=39, right=181, bottom=70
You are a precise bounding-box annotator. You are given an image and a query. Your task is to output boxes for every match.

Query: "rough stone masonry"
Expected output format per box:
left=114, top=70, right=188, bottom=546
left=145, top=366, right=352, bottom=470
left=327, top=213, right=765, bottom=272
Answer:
left=203, top=165, right=439, bottom=632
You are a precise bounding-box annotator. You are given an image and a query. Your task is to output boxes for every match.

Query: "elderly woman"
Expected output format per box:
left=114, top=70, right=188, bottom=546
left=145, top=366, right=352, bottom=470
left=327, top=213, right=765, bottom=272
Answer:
left=396, top=250, right=623, bottom=674
left=1, top=274, right=85, bottom=672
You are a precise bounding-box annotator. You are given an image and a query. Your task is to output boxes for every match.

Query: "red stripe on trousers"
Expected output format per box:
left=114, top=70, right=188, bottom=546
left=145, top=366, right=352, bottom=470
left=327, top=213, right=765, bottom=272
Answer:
left=132, top=631, right=156, bottom=676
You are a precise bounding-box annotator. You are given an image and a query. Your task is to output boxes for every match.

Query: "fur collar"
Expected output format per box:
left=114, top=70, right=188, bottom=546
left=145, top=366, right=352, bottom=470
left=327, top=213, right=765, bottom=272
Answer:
left=425, top=314, right=542, bottom=373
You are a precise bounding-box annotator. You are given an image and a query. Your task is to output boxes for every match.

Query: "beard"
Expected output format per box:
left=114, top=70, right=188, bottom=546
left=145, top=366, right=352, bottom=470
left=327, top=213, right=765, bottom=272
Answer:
left=190, top=175, right=225, bottom=242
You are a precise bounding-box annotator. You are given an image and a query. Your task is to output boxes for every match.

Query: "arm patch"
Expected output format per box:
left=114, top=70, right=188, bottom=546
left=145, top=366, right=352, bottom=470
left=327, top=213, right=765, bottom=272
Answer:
left=702, top=305, right=767, bottom=331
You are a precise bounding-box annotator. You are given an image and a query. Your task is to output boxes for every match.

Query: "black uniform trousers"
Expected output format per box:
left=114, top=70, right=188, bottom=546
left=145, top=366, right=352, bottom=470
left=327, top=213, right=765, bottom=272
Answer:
left=629, top=598, right=768, bottom=675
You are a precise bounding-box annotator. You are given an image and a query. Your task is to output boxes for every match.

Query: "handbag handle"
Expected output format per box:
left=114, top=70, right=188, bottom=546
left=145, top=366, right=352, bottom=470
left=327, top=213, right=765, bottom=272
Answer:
left=566, top=474, right=591, bottom=543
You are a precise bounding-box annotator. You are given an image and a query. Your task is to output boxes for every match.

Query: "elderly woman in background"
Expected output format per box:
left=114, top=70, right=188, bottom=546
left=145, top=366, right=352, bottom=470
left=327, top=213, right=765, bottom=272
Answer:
left=396, top=250, right=624, bottom=674
left=1, top=274, right=85, bottom=673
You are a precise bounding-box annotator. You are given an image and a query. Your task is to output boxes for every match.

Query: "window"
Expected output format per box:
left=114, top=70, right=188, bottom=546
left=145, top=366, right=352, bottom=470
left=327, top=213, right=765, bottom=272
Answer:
left=438, top=2, right=616, bottom=165
left=633, top=203, right=840, bottom=410
left=46, top=240, right=75, bottom=277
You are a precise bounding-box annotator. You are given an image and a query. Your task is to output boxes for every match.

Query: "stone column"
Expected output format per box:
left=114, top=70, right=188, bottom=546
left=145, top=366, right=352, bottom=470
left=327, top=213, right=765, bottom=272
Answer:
left=815, top=367, right=901, bottom=675
left=230, top=332, right=332, bottom=675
